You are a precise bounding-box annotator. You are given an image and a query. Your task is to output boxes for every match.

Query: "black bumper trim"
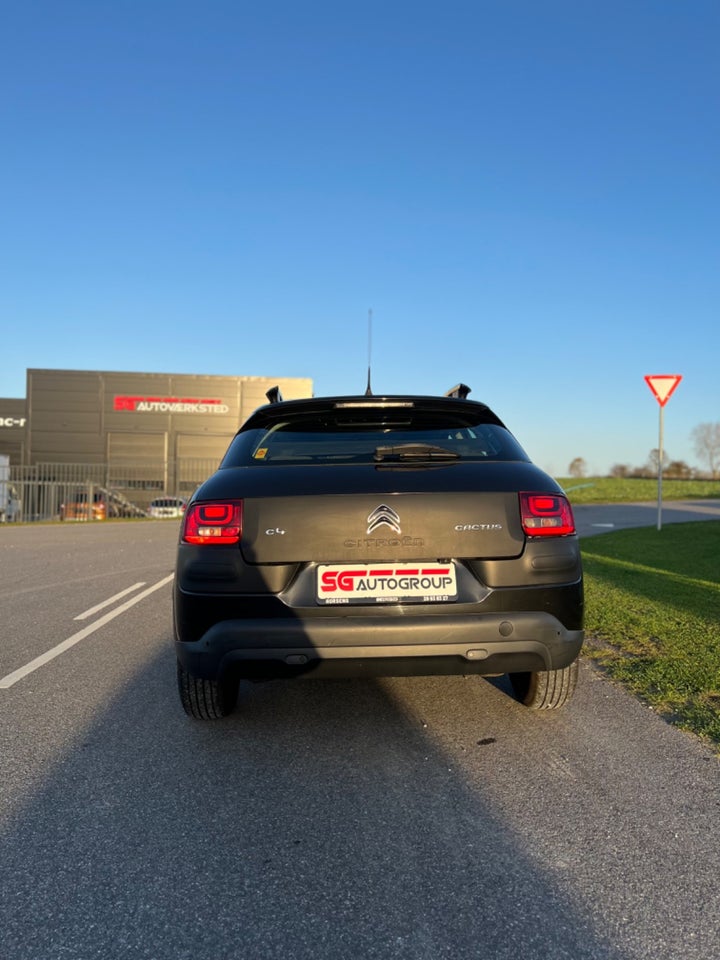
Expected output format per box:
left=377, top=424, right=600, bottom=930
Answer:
left=175, top=612, right=584, bottom=680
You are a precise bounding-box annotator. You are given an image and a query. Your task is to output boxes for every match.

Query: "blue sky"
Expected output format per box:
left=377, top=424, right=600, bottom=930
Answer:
left=1, top=0, right=718, bottom=475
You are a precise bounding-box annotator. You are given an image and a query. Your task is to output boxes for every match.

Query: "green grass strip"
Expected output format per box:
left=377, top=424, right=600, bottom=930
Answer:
left=582, top=521, right=720, bottom=751
left=581, top=553, right=718, bottom=592
left=559, top=476, right=720, bottom=504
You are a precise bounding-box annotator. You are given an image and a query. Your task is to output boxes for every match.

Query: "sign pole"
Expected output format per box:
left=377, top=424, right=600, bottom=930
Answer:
left=657, top=404, right=664, bottom=531
left=644, top=374, right=682, bottom=533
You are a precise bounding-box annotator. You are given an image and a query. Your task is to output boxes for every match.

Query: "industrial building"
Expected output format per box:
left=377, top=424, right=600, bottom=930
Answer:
left=0, top=397, right=26, bottom=465
left=0, top=368, right=312, bottom=520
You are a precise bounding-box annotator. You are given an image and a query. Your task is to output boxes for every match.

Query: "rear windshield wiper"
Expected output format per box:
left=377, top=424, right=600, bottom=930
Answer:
left=373, top=443, right=460, bottom=462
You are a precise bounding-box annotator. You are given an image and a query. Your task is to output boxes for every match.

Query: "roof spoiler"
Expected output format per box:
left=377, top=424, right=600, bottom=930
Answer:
left=444, top=383, right=472, bottom=400
left=265, top=385, right=284, bottom=404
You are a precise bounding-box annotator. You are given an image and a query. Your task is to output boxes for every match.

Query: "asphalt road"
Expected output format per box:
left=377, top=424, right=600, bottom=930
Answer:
left=1, top=514, right=719, bottom=960
left=573, top=498, right=720, bottom=537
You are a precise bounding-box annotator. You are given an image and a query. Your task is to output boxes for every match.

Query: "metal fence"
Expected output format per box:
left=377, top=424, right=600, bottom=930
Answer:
left=0, top=459, right=219, bottom=523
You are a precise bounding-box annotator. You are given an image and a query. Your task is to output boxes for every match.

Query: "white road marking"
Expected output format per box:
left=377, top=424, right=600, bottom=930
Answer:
left=74, top=582, right=146, bottom=620
left=591, top=523, right=615, bottom=528
left=0, top=574, right=174, bottom=689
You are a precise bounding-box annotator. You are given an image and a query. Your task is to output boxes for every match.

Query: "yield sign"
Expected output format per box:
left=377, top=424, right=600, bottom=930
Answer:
left=644, top=374, right=682, bottom=407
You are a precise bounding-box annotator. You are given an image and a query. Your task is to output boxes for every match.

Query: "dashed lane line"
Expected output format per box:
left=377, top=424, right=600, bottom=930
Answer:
left=0, top=574, right=174, bottom=689
left=74, top=582, right=147, bottom=621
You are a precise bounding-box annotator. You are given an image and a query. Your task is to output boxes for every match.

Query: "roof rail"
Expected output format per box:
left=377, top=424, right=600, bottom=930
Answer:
left=265, top=385, right=284, bottom=404
left=444, top=383, right=472, bottom=400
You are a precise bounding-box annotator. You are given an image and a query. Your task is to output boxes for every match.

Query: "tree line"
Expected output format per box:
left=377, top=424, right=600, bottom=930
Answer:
left=568, top=422, right=720, bottom=479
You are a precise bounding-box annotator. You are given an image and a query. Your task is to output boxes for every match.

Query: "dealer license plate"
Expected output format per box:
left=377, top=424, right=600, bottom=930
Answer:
left=317, top=563, right=457, bottom=605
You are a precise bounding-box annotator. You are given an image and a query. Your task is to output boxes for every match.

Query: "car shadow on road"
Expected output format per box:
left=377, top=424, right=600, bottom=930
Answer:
left=0, top=646, right=632, bottom=960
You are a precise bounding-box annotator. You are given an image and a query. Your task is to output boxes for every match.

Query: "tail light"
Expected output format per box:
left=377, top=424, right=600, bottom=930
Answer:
left=520, top=492, right=575, bottom=537
left=181, top=500, right=243, bottom=545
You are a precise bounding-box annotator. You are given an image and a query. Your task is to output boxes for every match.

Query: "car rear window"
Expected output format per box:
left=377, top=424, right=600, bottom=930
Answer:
left=220, top=411, right=529, bottom=466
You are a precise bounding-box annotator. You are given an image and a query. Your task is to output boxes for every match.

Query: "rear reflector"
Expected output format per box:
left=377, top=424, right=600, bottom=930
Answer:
left=182, top=500, right=243, bottom=545
left=520, top=492, right=575, bottom=537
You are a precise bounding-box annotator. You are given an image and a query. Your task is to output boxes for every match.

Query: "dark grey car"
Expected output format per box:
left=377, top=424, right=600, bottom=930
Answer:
left=174, top=386, right=583, bottom=719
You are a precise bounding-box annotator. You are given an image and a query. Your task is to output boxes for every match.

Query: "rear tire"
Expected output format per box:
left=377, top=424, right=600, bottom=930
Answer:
left=509, top=660, right=579, bottom=710
left=177, top=662, right=238, bottom=720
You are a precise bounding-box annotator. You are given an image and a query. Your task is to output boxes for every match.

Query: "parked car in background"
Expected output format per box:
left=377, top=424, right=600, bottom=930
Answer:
left=60, top=491, right=107, bottom=521
left=148, top=496, right=186, bottom=519
left=174, top=384, right=584, bottom=720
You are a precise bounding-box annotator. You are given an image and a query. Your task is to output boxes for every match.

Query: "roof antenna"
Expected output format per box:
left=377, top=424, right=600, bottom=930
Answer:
left=365, top=308, right=373, bottom=396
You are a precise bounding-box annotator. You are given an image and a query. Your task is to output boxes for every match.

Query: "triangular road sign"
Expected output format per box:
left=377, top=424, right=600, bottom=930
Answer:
left=644, top=374, right=682, bottom=407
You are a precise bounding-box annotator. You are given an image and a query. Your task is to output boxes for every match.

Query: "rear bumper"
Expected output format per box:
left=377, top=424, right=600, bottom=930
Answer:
left=175, top=612, right=584, bottom=681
